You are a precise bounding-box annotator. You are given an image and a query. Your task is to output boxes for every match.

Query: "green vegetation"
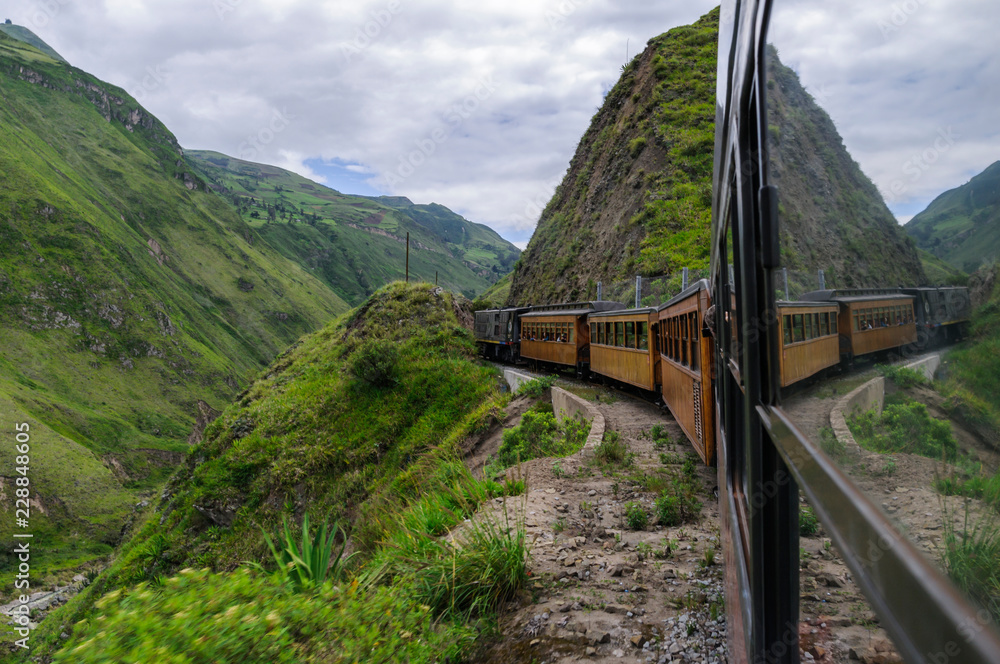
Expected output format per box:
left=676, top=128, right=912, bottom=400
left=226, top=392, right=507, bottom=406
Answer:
left=941, top=264, right=1000, bottom=447
left=906, top=162, right=1000, bottom=273
left=848, top=401, right=957, bottom=461
left=254, top=514, right=354, bottom=592
left=514, top=375, right=556, bottom=398
left=654, top=457, right=703, bottom=526
left=935, top=469, right=1000, bottom=513
left=0, top=31, right=348, bottom=581
left=799, top=504, right=819, bottom=537
left=0, top=22, right=66, bottom=62
left=594, top=430, right=631, bottom=466
left=28, top=282, right=525, bottom=662
left=941, top=506, right=1000, bottom=625
left=876, top=363, right=929, bottom=390
left=54, top=568, right=477, bottom=664
left=488, top=407, right=589, bottom=472
left=187, top=151, right=519, bottom=305
left=625, top=501, right=649, bottom=530
left=918, top=248, right=969, bottom=286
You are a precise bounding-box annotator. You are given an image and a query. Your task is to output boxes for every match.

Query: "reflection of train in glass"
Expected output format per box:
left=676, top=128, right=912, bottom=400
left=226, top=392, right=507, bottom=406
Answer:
left=474, top=284, right=968, bottom=465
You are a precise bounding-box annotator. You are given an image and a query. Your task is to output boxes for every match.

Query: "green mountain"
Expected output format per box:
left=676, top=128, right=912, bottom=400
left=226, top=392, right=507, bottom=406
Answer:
left=905, top=161, right=1000, bottom=274
left=508, top=8, right=925, bottom=305
left=0, top=31, right=347, bottom=578
left=0, top=22, right=66, bottom=63
left=187, top=151, right=521, bottom=305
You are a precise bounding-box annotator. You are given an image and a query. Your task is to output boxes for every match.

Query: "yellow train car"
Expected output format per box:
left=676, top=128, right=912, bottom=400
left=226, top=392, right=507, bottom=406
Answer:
left=519, top=301, right=624, bottom=373
left=777, top=301, right=841, bottom=387
left=657, top=280, right=715, bottom=465
left=588, top=307, right=660, bottom=391
left=802, top=290, right=917, bottom=360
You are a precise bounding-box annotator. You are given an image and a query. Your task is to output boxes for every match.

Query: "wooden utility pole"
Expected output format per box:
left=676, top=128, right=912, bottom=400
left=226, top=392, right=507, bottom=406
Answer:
left=405, top=232, right=410, bottom=283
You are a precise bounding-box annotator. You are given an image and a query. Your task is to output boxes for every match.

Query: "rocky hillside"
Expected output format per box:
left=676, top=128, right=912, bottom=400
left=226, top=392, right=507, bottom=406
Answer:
left=509, top=9, right=718, bottom=305
left=188, top=151, right=521, bottom=305
left=508, top=8, right=924, bottom=305
left=905, top=160, right=1000, bottom=274
left=0, top=31, right=347, bottom=580
left=766, top=49, right=926, bottom=291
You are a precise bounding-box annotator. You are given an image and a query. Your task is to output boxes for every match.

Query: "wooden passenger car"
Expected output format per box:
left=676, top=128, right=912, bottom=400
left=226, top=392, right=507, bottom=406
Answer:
left=519, top=301, right=624, bottom=372
left=473, top=307, right=530, bottom=362
left=657, top=280, right=715, bottom=465
left=801, top=290, right=917, bottom=360
left=776, top=301, right=840, bottom=387
left=588, top=307, right=659, bottom=391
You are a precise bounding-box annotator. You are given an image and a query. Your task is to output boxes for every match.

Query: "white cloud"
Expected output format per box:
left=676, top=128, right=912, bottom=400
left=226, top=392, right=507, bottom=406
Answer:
left=19, top=0, right=718, bottom=246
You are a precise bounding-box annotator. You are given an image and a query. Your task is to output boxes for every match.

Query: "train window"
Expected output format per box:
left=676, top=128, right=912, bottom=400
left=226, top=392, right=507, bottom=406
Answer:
left=792, top=314, right=804, bottom=342
left=689, top=313, right=699, bottom=371
left=625, top=322, right=635, bottom=348
left=590, top=322, right=597, bottom=342
left=814, top=314, right=821, bottom=337
left=568, top=324, right=574, bottom=343
left=637, top=322, right=648, bottom=351
left=831, top=312, right=837, bottom=332
left=819, top=313, right=828, bottom=337
left=804, top=313, right=812, bottom=340
left=681, top=316, right=688, bottom=366
left=614, top=322, right=623, bottom=347
left=783, top=315, right=792, bottom=345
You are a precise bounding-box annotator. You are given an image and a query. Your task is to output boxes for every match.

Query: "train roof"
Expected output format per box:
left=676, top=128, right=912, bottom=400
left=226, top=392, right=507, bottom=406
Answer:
left=656, top=279, right=710, bottom=312
left=474, top=306, right=531, bottom=315
left=799, top=289, right=913, bottom=303
left=776, top=300, right=839, bottom=309
left=587, top=306, right=657, bottom=319
left=521, top=300, right=625, bottom=318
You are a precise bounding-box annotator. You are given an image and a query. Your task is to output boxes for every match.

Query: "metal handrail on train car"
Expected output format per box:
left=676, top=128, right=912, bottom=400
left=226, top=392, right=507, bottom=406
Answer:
left=713, top=1, right=1000, bottom=662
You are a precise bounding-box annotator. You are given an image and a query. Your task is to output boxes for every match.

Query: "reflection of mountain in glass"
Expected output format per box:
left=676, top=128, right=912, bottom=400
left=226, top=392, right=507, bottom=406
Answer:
left=906, top=161, right=1000, bottom=274
left=766, top=45, right=926, bottom=294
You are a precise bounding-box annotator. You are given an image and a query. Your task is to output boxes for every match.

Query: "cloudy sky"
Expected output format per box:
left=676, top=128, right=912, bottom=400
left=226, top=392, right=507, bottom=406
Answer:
left=9, top=0, right=998, bottom=247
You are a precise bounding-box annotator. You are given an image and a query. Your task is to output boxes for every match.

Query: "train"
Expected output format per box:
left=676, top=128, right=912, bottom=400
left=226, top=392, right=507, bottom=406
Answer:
left=474, top=284, right=969, bottom=465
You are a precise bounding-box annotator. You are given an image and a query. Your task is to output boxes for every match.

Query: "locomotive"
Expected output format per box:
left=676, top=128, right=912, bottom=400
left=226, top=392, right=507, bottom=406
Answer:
left=474, top=284, right=969, bottom=465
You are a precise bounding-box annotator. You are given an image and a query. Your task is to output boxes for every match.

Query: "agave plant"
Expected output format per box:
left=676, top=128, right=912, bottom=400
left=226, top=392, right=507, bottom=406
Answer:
left=257, top=513, right=355, bottom=591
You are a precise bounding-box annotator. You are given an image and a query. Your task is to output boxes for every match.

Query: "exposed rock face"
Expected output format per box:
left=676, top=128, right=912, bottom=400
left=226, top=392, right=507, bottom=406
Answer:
left=187, top=400, right=222, bottom=446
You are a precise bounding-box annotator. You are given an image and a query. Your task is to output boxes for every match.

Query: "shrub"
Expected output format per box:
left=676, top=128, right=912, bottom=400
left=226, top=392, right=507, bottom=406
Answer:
left=849, top=401, right=957, bottom=461
left=56, top=569, right=475, bottom=663
left=493, top=409, right=588, bottom=469
left=350, top=339, right=399, bottom=388
left=942, top=506, right=1000, bottom=624
left=877, top=364, right=929, bottom=390
left=655, top=473, right=702, bottom=527
left=628, top=136, right=647, bottom=158
left=595, top=430, right=629, bottom=465
left=799, top=504, right=819, bottom=537
left=253, top=513, right=354, bottom=592
left=625, top=502, right=648, bottom=530
left=514, top=375, right=556, bottom=398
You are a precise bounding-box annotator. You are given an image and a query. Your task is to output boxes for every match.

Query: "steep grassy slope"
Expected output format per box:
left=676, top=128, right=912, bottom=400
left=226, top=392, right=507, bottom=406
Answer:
left=0, top=32, right=347, bottom=580
left=766, top=50, right=926, bottom=291
left=918, top=248, right=968, bottom=286
left=906, top=161, right=1000, bottom=273
left=187, top=151, right=520, bottom=304
left=0, top=23, right=66, bottom=63
left=508, top=8, right=925, bottom=305
left=28, top=282, right=515, bottom=662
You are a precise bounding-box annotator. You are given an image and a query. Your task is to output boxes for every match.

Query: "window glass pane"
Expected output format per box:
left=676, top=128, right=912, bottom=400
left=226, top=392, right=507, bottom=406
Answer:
left=625, top=321, right=635, bottom=348
left=615, top=322, right=623, bottom=347
left=792, top=314, right=804, bottom=342
left=690, top=313, right=699, bottom=371
left=804, top=313, right=812, bottom=340
left=783, top=315, right=792, bottom=345
left=638, top=322, right=648, bottom=350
